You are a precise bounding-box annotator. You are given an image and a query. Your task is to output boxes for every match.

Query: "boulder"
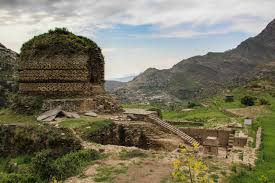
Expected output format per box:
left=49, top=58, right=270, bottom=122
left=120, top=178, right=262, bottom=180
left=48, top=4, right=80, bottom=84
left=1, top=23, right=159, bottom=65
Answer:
left=84, top=111, right=98, bottom=117
left=37, top=107, right=62, bottom=121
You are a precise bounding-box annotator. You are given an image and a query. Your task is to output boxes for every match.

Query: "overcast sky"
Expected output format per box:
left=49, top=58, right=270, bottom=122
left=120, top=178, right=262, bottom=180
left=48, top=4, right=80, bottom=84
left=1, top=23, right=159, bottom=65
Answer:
left=0, top=0, right=275, bottom=79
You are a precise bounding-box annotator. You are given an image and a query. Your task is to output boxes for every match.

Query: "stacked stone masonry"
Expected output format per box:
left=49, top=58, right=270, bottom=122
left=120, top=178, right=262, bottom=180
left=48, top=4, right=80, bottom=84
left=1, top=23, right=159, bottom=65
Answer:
left=18, top=30, right=121, bottom=113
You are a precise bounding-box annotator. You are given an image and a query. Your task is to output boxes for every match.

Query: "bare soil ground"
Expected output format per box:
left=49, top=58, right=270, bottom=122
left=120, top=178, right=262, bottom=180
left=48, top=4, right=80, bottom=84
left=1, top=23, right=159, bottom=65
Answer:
left=65, top=143, right=174, bottom=183
left=115, top=159, right=172, bottom=183
left=223, top=106, right=267, bottom=118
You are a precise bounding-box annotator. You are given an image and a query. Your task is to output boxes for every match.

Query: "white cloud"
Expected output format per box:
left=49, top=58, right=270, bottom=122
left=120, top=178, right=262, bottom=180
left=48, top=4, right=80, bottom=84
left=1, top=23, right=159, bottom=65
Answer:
left=0, top=0, right=274, bottom=77
left=1, top=0, right=274, bottom=50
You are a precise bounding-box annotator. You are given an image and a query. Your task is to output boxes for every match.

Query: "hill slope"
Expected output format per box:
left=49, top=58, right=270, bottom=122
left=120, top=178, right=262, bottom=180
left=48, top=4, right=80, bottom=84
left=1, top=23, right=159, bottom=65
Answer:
left=113, top=19, right=275, bottom=103
left=0, top=43, right=18, bottom=106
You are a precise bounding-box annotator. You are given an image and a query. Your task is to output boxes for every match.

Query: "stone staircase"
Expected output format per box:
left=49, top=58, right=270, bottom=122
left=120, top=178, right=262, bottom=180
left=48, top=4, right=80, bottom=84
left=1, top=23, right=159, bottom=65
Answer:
left=148, top=114, right=200, bottom=147
left=227, top=132, right=235, bottom=151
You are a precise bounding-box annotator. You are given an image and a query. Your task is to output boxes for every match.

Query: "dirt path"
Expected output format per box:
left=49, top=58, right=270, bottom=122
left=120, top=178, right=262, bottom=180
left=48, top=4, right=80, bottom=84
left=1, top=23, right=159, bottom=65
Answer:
left=115, top=159, right=172, bottom=183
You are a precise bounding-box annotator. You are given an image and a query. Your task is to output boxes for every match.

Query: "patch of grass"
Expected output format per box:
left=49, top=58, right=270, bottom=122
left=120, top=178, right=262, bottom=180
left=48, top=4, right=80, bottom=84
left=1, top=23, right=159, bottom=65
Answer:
left=52, top=149, right=100, bottom=180
left=21, top=27, right=99, bottom=56
left=31, top=149, right=101, bottom=181
left=119, top=149, right=147, bottom=160
left=94, top=164, right=128, bottom=182
left=81, top=119, right=114, bottom=135
left=59, top=117, right=105, bottom=128
left=228, top=82, right=275, bottom=182
left=0, top=149, right=102, bottom=183
left=0, top=109, right=37, bottom=125
left=163, top=107, right=230, bottom=128
left=229, top=113, right=275, bottom=183
left=0, top=155, right=41, bottom=183
left=4, top=155, right=32, bottom=174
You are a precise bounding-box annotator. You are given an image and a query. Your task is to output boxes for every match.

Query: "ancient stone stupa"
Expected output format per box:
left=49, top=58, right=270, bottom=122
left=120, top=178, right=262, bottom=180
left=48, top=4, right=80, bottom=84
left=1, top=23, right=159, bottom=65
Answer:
left=18, top=28, right=121, bottom=113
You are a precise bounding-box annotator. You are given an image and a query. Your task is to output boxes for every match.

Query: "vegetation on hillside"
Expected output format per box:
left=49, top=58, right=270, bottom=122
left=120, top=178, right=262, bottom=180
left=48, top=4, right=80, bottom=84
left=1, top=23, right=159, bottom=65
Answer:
left=0, top=149, right=100, bottom=183
left=20, top=27, right=101, bottom=60
left=228, top=85, right=275, bottom=182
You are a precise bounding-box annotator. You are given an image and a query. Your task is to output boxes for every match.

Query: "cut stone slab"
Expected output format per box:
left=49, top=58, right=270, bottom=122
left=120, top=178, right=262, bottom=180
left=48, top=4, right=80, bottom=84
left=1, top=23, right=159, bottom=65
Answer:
left=127, top=113, right=138, bottom=120
left=84, top=111, right=98, bottom=117
left=42, top=115, right=57, bottom=122
left=37, top=107, right=80, bottom=122
left=37, top=107, right=62, bottom=121
left=62, top=111, right=80, bottom=119
left=123, top=108, right=157, bottom=115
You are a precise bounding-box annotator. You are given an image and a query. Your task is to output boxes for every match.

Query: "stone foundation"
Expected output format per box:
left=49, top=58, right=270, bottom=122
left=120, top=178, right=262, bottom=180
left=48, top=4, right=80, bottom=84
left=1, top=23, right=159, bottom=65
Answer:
left=19, top=83, right=105, bottom=96
left=179, top=128, right=233, bottom=147
left=42, top=95, right=122, bottom=113
left=80, top=121, right=183, bottom=151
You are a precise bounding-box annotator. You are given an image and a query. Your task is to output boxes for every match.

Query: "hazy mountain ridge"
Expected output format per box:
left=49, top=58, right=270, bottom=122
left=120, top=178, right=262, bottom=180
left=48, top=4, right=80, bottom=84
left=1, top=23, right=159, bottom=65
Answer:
left=112, top=19, right=275, bottom=103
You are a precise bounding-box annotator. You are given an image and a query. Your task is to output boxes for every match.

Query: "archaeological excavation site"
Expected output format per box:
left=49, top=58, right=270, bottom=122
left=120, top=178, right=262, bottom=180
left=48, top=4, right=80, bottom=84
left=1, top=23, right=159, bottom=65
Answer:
left=0, top=26, right=272, bottom=183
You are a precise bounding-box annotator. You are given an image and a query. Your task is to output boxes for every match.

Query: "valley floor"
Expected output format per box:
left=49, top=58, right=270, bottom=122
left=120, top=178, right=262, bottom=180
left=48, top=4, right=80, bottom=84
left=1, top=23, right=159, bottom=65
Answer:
left=0, top=80, right=275, bottom=183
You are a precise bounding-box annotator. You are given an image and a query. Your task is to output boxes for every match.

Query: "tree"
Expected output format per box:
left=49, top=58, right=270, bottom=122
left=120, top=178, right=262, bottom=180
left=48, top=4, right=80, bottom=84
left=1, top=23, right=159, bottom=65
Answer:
left=241, top=96, right=256, bottom=106
left=172, top=144, right=214, bottom=183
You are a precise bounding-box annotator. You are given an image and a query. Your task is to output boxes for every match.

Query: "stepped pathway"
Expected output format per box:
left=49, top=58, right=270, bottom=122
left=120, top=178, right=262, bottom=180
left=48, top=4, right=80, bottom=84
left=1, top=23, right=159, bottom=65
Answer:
left=227, top=132, right=235, bottom=152
left=148, top=114, right=200, bottom=147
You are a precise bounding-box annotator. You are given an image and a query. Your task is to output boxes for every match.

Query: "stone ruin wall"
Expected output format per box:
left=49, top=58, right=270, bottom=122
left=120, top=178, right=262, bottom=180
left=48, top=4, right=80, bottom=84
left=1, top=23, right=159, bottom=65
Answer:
left=17, top=33, right=122, bottom=113
left=18, top=52, right=104, bottom=97
left=233, top=137, right=247, bottom=147
left=179, top=128, right=233, bottom=147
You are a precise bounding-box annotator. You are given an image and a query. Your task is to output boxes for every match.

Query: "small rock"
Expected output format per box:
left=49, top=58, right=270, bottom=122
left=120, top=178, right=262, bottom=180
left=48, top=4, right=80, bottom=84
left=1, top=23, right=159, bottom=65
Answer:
left=99, top=148, right=105, bottom=153
left=84, top=111, right=98, bottom=117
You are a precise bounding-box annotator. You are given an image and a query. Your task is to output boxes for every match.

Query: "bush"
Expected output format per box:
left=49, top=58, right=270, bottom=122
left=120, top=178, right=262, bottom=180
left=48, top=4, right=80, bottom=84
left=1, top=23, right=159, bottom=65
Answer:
left=52, top=149, right=100, bottom=180
left=0, top=173, right=41, bottom=183
left=119, top=149, right=147, bottom=160
left=48, top=27, right=70, bottom=35
left=7, top=94, right=43, bottom=115
left=31, top=150, right=54, bottom=180
left=187, top=101, right=200, bottom=108
left=31, top=149, right=100, bottom=181
left=147, top=108, right=163, bottom=119
left=241, top=96, right=256, bottom=106
left=259, top=98, right=269, bottom=105
left=224, top=96, right=234, bottom=102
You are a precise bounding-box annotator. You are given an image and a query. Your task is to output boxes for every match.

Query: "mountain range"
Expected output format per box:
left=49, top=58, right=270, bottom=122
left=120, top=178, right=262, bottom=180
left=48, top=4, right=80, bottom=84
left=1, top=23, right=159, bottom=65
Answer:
left=107, top=19, right=275, bottom=103
left=1, top=19, right=275, bottom=105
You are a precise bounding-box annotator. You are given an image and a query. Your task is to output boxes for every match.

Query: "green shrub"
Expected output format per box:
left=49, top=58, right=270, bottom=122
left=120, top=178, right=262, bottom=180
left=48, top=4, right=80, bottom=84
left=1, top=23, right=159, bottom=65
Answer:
left=119, top=149, right=147, bottom=160
left=31, top=150, right=54, bottom=180
left=52, top=149, right=100, bottom=180
left=31, top=149, right=100, bottom=181
left=224, top=96, right=234, bottom=102
left=0, top=173, right=41, bottom=183
left=82, top=120, right=114, bottom=136
left=21, top=27, right=99, bottom=57
left=8, top=94, right=43, bottom=115
left=241, top=96, right=256, bottom=106
left=187, top=101, right=200, bottom=108
left=147, top=108, right=163, bottom=119
left=48, top=27, right=69, bottom=35
left=259, top=98, right=269, bottom=105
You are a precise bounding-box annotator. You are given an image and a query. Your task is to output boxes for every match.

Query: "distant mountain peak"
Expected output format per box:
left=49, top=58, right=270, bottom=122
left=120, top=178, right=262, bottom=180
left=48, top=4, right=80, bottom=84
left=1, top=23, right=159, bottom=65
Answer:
left=0, top=43, right=6, bottom=49
left=257, top=19, right=275, bottom=39
left=264, top=18, right=275, bottom=32
left=112, top=19, right=275, bottom=103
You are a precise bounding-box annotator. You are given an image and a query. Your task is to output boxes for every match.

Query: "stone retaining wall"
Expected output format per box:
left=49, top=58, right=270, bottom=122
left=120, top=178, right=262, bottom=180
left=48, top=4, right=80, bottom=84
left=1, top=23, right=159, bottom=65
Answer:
left=179, top=128, right=233, bottom=147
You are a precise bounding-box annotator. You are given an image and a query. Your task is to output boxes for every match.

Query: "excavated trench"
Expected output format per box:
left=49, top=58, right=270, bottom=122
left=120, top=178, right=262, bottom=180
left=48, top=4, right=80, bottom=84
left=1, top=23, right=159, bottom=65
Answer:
left=78, top=121, right=183, bottom=151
